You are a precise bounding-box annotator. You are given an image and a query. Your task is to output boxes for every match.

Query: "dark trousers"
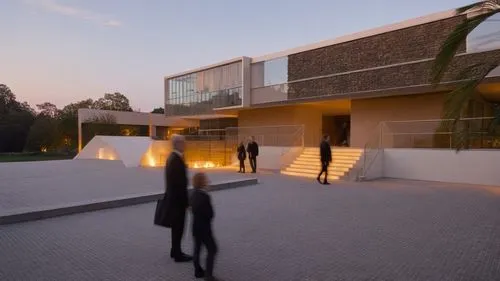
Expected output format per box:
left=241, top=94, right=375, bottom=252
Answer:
left=249, top=157, right=257, bottom=172
left=239, top=159, right=245, bottom=172
left=170, top=209, right=186, bottom=257
left=193, top=230, right=218, bottom=277
left=317, top=161, right=329, bottom=183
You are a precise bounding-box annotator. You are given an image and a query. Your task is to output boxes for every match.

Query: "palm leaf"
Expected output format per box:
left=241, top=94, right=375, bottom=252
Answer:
left=431, top=10, right=498, bottom=85
left=440, top=62, right=500, bottom=151
left=457, top=2, right=485, bottom=14
left=489, top=102, right=500, bottom=134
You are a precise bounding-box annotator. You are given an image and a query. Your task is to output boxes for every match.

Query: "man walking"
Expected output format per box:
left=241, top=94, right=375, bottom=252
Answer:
left=246, top=136, right=259, bottom=173
left=317, top=135, right=332, bottom=185
left=164, top=134, right=192, bottom=262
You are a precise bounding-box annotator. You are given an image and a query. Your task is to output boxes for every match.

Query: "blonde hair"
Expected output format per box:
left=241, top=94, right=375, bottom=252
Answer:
left=192, top=172, right=208, bottom=189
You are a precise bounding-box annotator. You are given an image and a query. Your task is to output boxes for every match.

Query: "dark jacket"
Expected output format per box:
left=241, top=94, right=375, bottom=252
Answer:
left=320, top=140, right=332, bottom=163
left=237, top=144, right=246, bottom=160
left=246, top=141, right=259, bottom=158
left=190, top=189, right=214, bottom=235
left=163, top=152, right=189, bottom=220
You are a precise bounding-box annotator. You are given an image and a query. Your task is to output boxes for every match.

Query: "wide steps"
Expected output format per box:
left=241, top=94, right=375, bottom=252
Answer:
left=297, top=155, right=360, bottom=161
left=302, top=151, right=362, bottom=156
left=292, top=159, right=354, bottom=166
left=281, top=147, right=363, bottom=181
left=281, top=171, right=341, bottom=180
left=288, top=163, right=350, bottom=172
left=283, top=167, right=345, bottom=176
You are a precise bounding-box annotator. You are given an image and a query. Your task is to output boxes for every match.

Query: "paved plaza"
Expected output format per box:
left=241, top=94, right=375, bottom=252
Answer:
left=0, top=160, right=251, bottom=215
left=1, top=161, right=500, bottom=280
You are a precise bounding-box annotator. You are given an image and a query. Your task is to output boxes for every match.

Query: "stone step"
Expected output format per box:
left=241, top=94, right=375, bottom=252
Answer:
left=288, top=163, right=350, bottom=172
left=298, top=154, right=360, bottom=160
left=281, top=171, right=341, bottom=180
left=295, top=157, right=357, bottom=165
left=283, top=167, right=346, bottom=176
left=292, top=160, right=354, bottom=168
left=303, top=147, right=363, bottom=152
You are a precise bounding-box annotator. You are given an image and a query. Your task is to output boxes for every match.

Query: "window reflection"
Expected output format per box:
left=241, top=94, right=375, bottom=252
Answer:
left=467, top=13, right=500, bottom=52
left=251, top=57, right=288, bottom=88
left=166, top=62, right=243, bottom=116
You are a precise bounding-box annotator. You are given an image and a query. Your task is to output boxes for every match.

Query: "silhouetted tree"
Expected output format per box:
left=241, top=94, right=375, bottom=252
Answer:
left=151, top=107, right=165, bottom=114
left=0, top=84, right=35, bottom=152
left=93, top=92, right=132, bottom=111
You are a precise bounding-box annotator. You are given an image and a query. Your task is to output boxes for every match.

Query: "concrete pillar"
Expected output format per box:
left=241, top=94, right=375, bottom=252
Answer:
left=77, top=111, right=83, bottom=152
left=242, top=56, right=252, bottom=107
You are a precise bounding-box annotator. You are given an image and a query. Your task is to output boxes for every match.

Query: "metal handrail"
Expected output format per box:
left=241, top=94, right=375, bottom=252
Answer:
left=359, top=122, right=384, bottom=181
left=382, top=116, right=494, bottom=124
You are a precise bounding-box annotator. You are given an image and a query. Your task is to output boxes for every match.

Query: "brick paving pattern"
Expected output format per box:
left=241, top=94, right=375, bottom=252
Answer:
left=0, top=160, right=250, bottom=214
left=1, top=172, right=500, bottom=281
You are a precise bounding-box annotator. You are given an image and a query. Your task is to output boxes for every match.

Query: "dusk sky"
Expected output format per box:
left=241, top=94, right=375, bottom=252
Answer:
left=1, top=0, right=474, bottom=112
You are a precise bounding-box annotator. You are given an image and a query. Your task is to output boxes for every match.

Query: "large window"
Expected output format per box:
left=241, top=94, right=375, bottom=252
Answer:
left=166, top=61, right=243, bottom=116
left=467, top=13, right=500, bottom=53
left=251, top=57, right=288, bottom=88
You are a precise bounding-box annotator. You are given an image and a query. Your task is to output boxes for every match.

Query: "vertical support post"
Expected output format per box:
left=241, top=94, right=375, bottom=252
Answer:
left=77, top=108, right=83, bottom=153
left=301, top=125, right=305, bottom=148
left=78, top=122, right=82, bottom=153
left=379, top=122, right=383, bottom=148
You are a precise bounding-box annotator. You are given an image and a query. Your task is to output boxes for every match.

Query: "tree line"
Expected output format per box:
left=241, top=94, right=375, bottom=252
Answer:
left=0, top=83, right=165, bottom=154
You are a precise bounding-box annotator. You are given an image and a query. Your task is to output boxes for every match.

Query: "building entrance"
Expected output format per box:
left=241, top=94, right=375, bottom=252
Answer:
left=322, top=115, right=350, bottom=146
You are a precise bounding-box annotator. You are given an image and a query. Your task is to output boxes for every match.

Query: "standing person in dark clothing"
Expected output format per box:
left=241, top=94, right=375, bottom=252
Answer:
left=190, top=172, right=220, bottom=281
left=246, top=136, right=259, bottom=173
left=237, top=141, right=246, bottom=173
left=164, top=134, right=192, bottom=262
left=317, top=135, right=332, bottom=185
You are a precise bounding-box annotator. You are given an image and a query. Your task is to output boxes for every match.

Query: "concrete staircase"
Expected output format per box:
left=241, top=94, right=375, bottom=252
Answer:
left=281, top=147, right=363, bottom=180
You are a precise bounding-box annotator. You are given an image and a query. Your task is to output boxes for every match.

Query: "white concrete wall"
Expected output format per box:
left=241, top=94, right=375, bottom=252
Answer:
left=383, top=149, right=500, bottom=186
left=78, top=108, right=199, bottom=127
left=361, top=150, right=384, bottom=180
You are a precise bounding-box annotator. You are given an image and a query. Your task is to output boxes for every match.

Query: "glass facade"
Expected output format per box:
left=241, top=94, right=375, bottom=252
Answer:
left=251, top=57, right=288, bottom=88
left=467, top=13, right=500, bottom=52
left=166, top=61, right=243, bottom=116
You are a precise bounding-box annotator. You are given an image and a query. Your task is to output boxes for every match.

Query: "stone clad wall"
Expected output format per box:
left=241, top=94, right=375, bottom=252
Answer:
left=287, top=16, right=466, bottom=81
left=287, top=50, right=500, bottom=99
left=284, top=15, right=500, bottom=101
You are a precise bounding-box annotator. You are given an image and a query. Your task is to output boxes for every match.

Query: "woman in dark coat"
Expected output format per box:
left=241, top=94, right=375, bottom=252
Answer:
left=237, top=142, right=246, bottom=173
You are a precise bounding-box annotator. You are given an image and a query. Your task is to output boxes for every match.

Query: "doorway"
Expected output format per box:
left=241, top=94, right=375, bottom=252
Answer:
left=322, top=115, right=350, bottom=147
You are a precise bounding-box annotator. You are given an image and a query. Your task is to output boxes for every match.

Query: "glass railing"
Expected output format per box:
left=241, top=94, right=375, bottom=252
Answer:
left=381, top=117, right=499, bottom=149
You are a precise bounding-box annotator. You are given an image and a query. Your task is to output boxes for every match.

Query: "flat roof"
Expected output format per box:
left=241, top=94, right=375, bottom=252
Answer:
left=251, top=9, right=458, bottom=62
left=164, top=57, right=245, bottom=80
left=164, top=8, right=459, bottom=78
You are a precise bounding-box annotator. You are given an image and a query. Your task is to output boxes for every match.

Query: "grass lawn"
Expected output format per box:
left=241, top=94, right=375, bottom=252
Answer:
left=0, top=153, right=75, bottom=162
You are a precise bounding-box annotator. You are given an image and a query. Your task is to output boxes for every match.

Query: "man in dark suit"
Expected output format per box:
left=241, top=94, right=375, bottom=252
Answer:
left=164, top=134, right=192, bottom=262
left=317, top=134, right=332, bottom=185
left=246, top=136, right=259, bottom=173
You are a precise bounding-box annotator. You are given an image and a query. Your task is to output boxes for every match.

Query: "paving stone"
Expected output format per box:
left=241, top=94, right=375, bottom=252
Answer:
left=0, top=174, right=499, bottom=280
left=0, top=160, right=253, bottom=215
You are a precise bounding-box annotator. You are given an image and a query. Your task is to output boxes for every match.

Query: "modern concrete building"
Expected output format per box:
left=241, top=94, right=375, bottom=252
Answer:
left=164, top=9, right=500, bottom=146
left=78, top=7, right=500, bottom=186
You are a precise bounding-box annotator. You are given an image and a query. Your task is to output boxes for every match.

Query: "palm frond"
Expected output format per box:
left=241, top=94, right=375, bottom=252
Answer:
left=457, top=1, right=485, bottom=14
left=458, top=1, right=500, bottom=14
left=489, top=102, right=500, bottom=134
left=431, top=10, right=498, bottom=85
left=440, top=62, right=500, bottom=151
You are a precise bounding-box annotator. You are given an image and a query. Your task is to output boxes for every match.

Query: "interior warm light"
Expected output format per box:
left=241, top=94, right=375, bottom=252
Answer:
left=192, top=161, right=219, bottom=169
left=148, top=155, right=156, bottom=167
left=98, top=148, right=104, bottom=159
left=97, top=148, right=116, bottom=161
left=40, top=147, right=47, bottom=153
